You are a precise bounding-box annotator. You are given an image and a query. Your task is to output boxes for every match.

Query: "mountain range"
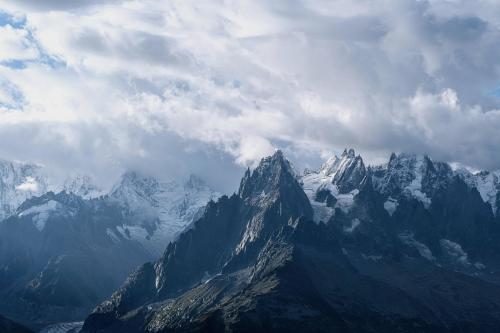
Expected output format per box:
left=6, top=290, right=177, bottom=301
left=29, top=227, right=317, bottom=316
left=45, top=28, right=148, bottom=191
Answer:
left=81, top=149, right=500, bottom=332
left=2, top=150, right=500, bottom=332
left=0, top=161, right=218, bottom=330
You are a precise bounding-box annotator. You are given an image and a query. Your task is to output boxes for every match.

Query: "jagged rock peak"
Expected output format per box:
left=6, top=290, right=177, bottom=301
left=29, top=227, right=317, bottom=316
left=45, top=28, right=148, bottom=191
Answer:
left=315, top=148, right=367, bottom=194
left=16, top=190, right=84, bottom=213
left=184, top=174, right=207, bottom=190
left=238, top=150, right=297, bottom=198
left=110, top=171, right=160, bottom=199
left=61, top=174, right=104, bottom=199
left=114, top=170, right=159, bottom=186
left=371, top=152, right=455, bottom=209
left=258, top=149, right=295, bottom=175
left=341, top=148, right=356, bottom=158
left=320, top=148, right=363, bottom=175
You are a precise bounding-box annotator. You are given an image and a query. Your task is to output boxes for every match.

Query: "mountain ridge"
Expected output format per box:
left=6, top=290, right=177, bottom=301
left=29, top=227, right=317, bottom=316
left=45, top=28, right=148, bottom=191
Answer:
left=2, top=150, right=500, bottom=331
left=0, top=169, right=218, bottom=330
left=81, top=149, right=500, bottom=333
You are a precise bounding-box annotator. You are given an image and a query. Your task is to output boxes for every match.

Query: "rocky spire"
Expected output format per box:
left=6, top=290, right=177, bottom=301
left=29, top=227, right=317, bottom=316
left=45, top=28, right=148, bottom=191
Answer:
left=318, top=148, right=367, bottom=194
left=239, top=150, right=297, bottom=199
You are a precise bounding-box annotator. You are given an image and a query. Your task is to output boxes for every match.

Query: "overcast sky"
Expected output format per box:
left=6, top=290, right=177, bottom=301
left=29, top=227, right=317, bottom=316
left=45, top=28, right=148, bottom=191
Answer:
left=0, top=0, right=500, bottom=191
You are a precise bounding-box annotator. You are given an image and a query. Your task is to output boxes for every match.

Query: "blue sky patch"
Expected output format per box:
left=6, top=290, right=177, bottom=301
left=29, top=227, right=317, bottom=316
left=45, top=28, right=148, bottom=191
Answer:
left=0, top=11, right=26, bottom=29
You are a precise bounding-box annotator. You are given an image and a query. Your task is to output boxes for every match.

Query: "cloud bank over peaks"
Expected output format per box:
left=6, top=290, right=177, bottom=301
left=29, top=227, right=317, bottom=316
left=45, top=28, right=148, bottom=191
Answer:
left=0, top=0, right=499, bottom=190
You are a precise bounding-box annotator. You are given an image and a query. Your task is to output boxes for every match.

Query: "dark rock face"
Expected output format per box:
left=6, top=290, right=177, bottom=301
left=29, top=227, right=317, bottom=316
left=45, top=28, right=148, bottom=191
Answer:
left=0, top=191, right=153, bottom=330
left=333, top=149, right=367, bottom=194
left=82, top=151, right=500, bottom=333
left=315, top=189, right=337, bottom=207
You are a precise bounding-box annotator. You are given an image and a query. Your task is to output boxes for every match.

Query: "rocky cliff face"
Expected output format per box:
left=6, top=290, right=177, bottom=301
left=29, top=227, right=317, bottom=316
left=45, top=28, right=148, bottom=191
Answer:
left=81, top=150, right=500, bottom=333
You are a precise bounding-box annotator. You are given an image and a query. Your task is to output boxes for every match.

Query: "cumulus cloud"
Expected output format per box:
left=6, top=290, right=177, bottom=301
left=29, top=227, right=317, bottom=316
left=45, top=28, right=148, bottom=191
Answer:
left=0, top=0, right=500, bottom=191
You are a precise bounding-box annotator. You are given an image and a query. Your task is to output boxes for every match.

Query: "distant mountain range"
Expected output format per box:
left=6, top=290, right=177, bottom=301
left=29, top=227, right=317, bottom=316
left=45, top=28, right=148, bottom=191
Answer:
left=0, top=161, right=218, bottom=330
left=0, top=161, right=105, bottom=222
left=80, top=150, right=500, bottom=333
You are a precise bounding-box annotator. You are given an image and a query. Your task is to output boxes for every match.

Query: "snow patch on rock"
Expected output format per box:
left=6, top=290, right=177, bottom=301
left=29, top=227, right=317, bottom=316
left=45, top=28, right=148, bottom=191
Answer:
left=440, top=239, right=470, bottom=266
left=474, top=262, right=486, bottom=270
left=399, top=232, right=435, bottom=261
left=403, top=155, right=432, bottom=208
left=106, top=228, right=121, bottom=243
left=362, top=254, right=383, bottom=261
left=344, top=218, right=361, bottom=233
left=301, top=171, right=335, bottom=223
left=335, top=189, right=358, bottom=213
left=372, top=153, right=437, bottom=209
left=19, top=200, right=60, bottom=231
left=117, top=225, right=150, bottom=243
left=301, top=150, right=363, bottom=223
left=383, top=197, right=398, bottom=216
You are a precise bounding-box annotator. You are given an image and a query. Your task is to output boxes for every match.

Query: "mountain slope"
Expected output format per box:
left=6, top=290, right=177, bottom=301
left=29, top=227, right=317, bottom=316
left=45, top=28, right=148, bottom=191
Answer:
left=305, top=150, right=500, bottom=279
left=457, top=169, right=500, bottom=217
left=0, top=191, right=153, bottom=329
left=0, top=154, right=220, bottom=330
left=0, top=314, right=33, bottom=333
left=82, top=150, right=500, bottom=333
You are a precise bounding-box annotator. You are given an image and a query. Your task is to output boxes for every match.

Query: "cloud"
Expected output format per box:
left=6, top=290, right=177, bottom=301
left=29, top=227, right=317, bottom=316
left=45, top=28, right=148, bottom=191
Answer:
left=16, top=176, right=38, bottom=191
left=0, top=0, right=124, bottom=11
left=0, top=24, right=38, bottom=62
left=1, top=0, right=500, bottom=192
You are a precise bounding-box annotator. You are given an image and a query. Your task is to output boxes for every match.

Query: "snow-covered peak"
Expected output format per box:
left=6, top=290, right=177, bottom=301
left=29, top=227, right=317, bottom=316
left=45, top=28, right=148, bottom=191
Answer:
left=184, top=174, right=210, bottom=191
left=0, top=160, right=49, bottom=221
left=319, top=156, right=340, bottom=176
left=307, top=149, right=500, bottom=219
left=60, top=174, right=105, bottom=199
left=373, top=152, right=500, bottom=215
left=458, top=169, right=500, bottom=216
left=0, top=158, right=105, bottom=221
left=319, top=148, right=359, bottom=177
left=301, top=149, right=365, bottom=223
left=394, top=154, right=431, bottom=207
left=110, top=171, right=220, bottom=256
left=317, top=148, right=366, bottom=194
left=110, top=171, right=161, bottom=206
left=341, top=148, right=356, bottom=159
left=372, top=153, right=447, bottom=208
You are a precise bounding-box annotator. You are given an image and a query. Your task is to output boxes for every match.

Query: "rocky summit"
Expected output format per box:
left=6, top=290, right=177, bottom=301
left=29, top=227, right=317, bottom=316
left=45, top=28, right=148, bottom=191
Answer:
left=81, top=150, right=500, bottom=333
